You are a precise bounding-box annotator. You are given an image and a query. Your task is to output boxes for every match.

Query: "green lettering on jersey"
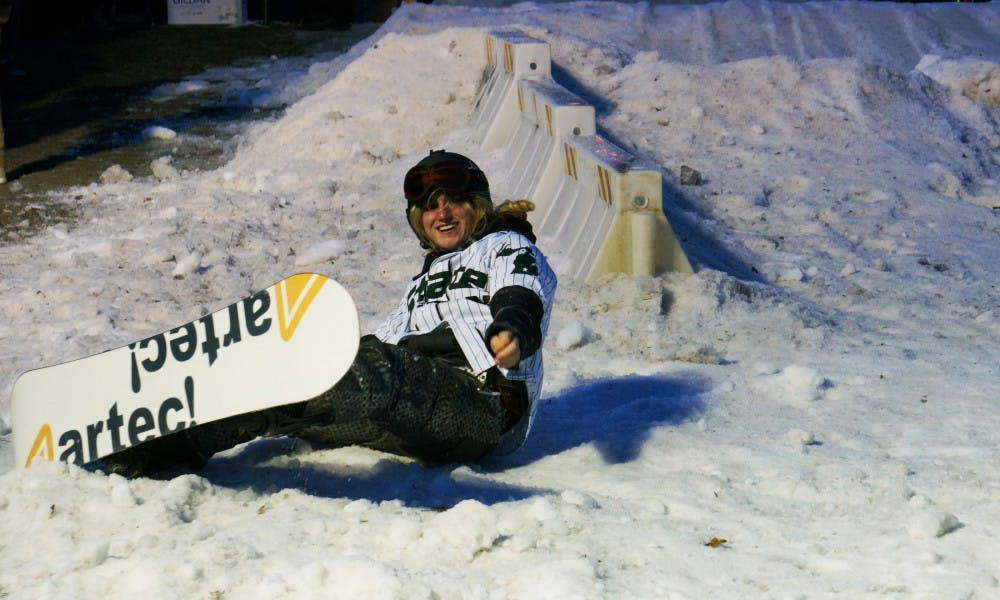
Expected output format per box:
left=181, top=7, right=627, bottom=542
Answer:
left=498, top=247, right=539, bottom=276
left=407, top=267, right=489, bottom=309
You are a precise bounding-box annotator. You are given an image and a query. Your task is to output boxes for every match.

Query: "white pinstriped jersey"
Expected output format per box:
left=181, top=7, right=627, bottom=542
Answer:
left=374, top=230, right=557, bottom=452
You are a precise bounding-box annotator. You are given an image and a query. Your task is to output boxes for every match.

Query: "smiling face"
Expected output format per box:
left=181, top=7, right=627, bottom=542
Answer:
left=419, top=191, right=476, bottom=252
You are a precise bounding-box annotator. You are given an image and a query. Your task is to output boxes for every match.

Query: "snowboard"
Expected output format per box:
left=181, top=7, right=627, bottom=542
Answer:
left=12, top=273, right=359, bottom=470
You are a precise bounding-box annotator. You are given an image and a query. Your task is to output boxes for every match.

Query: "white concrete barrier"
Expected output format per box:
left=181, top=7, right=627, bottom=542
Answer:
left=540, top=136, right=692, bottom=280
left=501, top=78, right=595, bottom=207
left=471, top=31, right=551, bottom=149
left=473, top=31, right=693, bottom=280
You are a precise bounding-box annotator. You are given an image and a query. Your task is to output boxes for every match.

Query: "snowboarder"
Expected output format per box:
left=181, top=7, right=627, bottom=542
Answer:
left=103, top=150, right=557, bottom=477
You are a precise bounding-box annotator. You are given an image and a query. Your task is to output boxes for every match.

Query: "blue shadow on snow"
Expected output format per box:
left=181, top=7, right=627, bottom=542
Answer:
left=493, top=373, right=708, bottom=468
left=199, top=373, right=708, bottom=508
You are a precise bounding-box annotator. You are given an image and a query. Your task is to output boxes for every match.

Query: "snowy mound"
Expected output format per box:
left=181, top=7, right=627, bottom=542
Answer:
left=1, top=1, right=998, bottom=598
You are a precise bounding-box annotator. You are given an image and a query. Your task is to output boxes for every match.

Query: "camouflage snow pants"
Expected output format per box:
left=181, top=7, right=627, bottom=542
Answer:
left=102, top=335, right=516, bottom=477
left=295, top=334, right=513, bottom=463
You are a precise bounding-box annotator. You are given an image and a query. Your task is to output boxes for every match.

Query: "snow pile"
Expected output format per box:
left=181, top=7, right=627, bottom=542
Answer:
left=1, top=1, right=999, bottom=598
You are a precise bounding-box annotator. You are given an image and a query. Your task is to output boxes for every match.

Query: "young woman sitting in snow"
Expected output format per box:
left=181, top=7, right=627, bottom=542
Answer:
left=104, top=150, right=558, bottom=477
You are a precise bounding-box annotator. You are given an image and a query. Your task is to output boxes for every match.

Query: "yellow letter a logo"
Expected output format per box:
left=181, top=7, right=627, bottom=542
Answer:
left=274, top=274, right=326, bottom=341
left=25, top=424, right=55, bottom=468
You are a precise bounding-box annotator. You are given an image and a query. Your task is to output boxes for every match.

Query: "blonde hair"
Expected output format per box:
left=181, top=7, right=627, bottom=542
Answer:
left=495, top=199, right=535, bottom=219
left=408, top=194, right=535, bottom=253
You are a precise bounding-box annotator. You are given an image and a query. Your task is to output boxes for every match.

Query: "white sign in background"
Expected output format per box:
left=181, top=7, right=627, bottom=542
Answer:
left=167, top=0, right=246, bottom=25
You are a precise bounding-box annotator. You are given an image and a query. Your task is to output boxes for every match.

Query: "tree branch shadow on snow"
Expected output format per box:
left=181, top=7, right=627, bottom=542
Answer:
left=488, top=373, right=709, bottom=469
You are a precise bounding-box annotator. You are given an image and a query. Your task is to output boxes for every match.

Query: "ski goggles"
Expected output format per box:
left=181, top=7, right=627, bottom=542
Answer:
left=403, top=163, right=474, bottom=209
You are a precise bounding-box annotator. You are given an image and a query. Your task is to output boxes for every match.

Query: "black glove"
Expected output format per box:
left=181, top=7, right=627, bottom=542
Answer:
left=485, top=285, right=544, bottom=362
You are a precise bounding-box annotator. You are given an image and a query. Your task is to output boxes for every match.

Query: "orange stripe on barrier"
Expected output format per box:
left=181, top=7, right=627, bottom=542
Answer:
left=564, top=143, right=578, bottom=179
left=597, top=166, right=613, bottom=205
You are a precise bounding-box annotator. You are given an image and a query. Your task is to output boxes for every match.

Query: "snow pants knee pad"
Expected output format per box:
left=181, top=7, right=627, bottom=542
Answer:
left=298, top=335, right=510, bottom=463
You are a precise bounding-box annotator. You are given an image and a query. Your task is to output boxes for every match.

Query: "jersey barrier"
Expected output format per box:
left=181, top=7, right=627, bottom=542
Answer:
left=470, top=30, right=692, bottom=281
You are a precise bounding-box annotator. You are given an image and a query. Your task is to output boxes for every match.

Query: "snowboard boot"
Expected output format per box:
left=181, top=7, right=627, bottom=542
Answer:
left=100, top=403, right=322, bottom=478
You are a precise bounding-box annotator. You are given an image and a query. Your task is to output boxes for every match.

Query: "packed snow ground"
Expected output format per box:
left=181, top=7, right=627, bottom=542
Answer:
left=2, top=1, right=999, bottom=598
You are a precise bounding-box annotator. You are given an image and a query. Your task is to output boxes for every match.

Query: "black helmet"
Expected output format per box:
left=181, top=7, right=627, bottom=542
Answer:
left=403, top=150, right=491, bottom=213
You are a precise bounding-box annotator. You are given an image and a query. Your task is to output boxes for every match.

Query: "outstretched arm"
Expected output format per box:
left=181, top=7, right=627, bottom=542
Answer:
left=485, top=285, right=544, bottom=369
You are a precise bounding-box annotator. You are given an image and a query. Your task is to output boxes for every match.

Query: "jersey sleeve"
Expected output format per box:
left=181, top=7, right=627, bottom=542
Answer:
left=485, top=232, right=557, bottom=308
